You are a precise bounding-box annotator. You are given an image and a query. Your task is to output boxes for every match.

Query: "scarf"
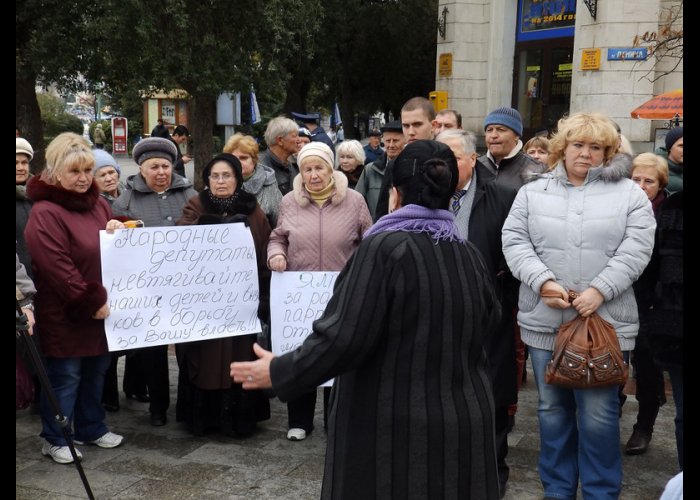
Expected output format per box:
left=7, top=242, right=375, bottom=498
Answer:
left=364, top=204, right=464, bottom=243
left=308, top=177, right=335, bottom=207
left=206, top=189, right=239, bottom=215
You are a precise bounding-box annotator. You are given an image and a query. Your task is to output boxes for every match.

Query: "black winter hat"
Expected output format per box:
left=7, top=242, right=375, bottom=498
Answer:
left=665, top=126, right=683, bottom=151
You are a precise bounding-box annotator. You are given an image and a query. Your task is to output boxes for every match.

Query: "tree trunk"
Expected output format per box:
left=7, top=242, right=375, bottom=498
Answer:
left=283, top=65, right=309, bottom=114
left=189, top=94, right=216, bottom=191
left=16, top=72, right=45, bottom=174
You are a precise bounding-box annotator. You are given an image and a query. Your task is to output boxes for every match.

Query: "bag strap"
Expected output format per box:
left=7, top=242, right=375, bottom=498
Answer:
left=541, top=288, right=579, bottom=303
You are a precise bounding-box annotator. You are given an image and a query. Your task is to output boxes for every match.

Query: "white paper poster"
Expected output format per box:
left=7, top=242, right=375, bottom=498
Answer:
left=100, top=224, right=261, bottom=351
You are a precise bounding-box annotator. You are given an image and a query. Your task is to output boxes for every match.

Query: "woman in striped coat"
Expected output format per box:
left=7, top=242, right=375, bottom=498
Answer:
left=233, top=140, right=501, bottom=499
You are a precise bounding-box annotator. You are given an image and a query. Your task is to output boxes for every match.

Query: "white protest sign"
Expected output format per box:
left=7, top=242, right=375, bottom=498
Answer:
left=270, top=271, right=339, bottom=387
left=100, top=223, right=261, bottom=351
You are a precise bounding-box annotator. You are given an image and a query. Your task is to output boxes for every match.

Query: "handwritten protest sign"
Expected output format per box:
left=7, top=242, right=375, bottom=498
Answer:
left=270, top=271, right=339, bottom=387
left=100, top=224, right=261, bottom=351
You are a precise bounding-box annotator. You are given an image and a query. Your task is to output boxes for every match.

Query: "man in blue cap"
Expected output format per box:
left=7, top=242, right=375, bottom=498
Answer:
left=291, top=112, right=335, bottom=152
left=479, top=106, right=540, bottom=191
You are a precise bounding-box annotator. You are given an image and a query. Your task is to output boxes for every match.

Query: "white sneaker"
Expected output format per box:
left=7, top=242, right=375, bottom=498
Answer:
left=41, top=441, right=83, bottom=464
left=74, top=431, right=124, bottom=448
left=287, top=428, right=307, bottom=441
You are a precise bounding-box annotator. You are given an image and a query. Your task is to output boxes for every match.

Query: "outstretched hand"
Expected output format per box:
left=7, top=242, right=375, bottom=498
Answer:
left=231, top=343, right=275, bottom=390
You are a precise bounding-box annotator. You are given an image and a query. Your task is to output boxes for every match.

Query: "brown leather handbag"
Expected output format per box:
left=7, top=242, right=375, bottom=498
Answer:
left=543, top=290, right=629, bottom=389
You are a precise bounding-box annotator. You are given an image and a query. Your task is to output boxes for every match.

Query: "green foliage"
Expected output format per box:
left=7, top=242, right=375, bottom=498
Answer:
left=37, top=93, right=84, bottom=142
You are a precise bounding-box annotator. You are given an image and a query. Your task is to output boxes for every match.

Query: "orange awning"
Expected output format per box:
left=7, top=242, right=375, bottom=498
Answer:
left=630, top=89, right=683, bottom=119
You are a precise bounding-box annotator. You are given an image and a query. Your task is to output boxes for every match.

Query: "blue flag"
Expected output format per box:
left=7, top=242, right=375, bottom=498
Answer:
left=250, top=86, right=261, bottom=124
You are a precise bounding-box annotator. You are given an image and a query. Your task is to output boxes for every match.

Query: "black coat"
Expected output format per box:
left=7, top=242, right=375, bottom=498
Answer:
left=271, top=230, right=501, bottom=500
left=16, top=184, right=33, bottom=276
left=637, top=191, right=683, bottom=368
left=462, top=161, right=519, bottom=407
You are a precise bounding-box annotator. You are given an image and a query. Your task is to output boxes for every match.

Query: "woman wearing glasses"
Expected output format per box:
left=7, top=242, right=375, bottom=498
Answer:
left=175, top=153, right=272, bottom=437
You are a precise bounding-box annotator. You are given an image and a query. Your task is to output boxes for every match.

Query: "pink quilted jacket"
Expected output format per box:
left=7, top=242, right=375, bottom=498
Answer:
left=267, top=171, right=372, bottom=271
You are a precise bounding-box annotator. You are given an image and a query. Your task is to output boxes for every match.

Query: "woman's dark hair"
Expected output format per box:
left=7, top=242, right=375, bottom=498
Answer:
left=389, top=140, right=458, bottom=210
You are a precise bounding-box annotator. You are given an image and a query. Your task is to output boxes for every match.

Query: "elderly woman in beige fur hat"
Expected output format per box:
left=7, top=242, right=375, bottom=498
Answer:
left=267, top=141, right=371, bottom=441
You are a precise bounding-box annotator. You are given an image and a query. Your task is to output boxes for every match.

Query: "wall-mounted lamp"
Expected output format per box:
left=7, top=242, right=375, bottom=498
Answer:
left=438, top=6, right=449, bottom=39
left=583, top=0, right=597, bottom=20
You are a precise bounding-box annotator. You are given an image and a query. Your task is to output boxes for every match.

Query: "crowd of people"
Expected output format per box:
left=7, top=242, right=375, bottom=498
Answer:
left=16, top=101, right=682, bottom=499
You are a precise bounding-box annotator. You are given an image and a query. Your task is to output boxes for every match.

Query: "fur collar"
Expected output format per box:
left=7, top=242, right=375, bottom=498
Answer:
left=524, top=153, right=632, bottom=185
left=292, top=170, right=349, bottom=207
left=26, top=176, right=100, bottom=212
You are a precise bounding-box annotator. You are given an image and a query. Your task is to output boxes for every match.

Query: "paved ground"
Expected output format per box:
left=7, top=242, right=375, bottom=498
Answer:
left=16, top=351, right=679, bottom=499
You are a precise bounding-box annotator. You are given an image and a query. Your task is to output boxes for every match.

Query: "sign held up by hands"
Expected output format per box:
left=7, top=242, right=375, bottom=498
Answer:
left=100, top=224, right=261, bottom=351
left=270, top=271, right=339, bottom=387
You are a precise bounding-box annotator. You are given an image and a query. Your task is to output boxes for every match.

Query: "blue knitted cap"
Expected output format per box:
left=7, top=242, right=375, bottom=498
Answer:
left=92, top=149, right=120, bottom=174
left=483, top=107, right=523, bottom=137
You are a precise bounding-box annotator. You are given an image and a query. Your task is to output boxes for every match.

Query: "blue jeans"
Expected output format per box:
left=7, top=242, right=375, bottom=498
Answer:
left=668, top=366, right=683, bottom=469
left=40, top=354, right=111, bottom=446
left=529, top=347, right=625, bottom=500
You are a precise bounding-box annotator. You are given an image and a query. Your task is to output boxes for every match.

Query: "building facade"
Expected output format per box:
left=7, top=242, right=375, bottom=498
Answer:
left=435, top=0, right=682, bottom=151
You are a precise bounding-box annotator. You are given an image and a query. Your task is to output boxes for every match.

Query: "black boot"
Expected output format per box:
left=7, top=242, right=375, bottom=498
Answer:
left=625, top=425, right=652, bottom=455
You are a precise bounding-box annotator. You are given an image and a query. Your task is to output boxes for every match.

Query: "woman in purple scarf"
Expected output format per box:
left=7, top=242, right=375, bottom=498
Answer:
left=232, top=140, right=502, bottom=500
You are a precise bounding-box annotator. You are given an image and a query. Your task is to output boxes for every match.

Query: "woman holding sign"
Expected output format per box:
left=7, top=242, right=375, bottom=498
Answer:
left=175, top=153, right=272, bottom=437
left=267, top=142, right=372, bottom=441
left=24, top=133, right=124, bottom=464
left=112, top=137, right=197, bottom=427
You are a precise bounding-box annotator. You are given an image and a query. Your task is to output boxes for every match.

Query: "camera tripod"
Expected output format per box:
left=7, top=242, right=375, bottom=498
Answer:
left=16, top=299, right=95, bottom=500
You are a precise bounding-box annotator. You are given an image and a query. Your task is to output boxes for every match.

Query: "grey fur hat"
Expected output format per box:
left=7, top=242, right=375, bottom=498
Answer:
left=132, top=137, right=178, bottom=165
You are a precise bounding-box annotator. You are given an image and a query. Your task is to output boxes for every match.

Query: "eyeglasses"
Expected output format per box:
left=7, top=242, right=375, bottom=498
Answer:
left=209, top=173, right=234, bottom=182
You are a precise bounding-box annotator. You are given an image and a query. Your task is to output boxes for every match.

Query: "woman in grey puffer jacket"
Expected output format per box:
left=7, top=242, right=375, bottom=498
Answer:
left=502, top=112, right=655, bottom=500
left=224, top=133, right=283, bottom=228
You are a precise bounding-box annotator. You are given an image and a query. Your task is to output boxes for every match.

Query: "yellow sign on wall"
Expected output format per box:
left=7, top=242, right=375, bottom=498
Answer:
left=581, top=49, right=601, bottom=70
left=438, top=53, right=452, bottom=78
left=429, top=91, right=448, bottom=111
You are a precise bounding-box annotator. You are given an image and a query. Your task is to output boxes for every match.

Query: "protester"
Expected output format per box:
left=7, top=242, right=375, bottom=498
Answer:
left=266, top=142, right=371, bottom=441
left=623, top=152, right=670, bottom=456
left=224, top=133, right=283, bottom=227
left=432, top=108, right=462, bottom=135
left=356, top=120, right=406, bottom=221
left=638, top=189, right=683, bottom=470
left=362, top=129, right=383, bottom=165
left=25, top=132, right=124, bottom=463
left=658, top=126, right=682, bottom=193
left=502, top=112, right=656, bottom=499
left=479, top=106, right=540, bottom=191
left=112, top=137, right=197, bottom=427
left=335, top=139, right=365, bottom=189
left=173, top=153, right=272, bottom=437
left=260, top=117, right=300, bottom=195
left=374, top=97, right=436, bottom=219
left=232, top=140, right=502, bottom=499
left=92, top=149, right=125, bottom=203
left=16, top=137, right=35, bottom=274
left=523, top=135, right=550, bottom=166
left=437, top=129, right=519, bottom=498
